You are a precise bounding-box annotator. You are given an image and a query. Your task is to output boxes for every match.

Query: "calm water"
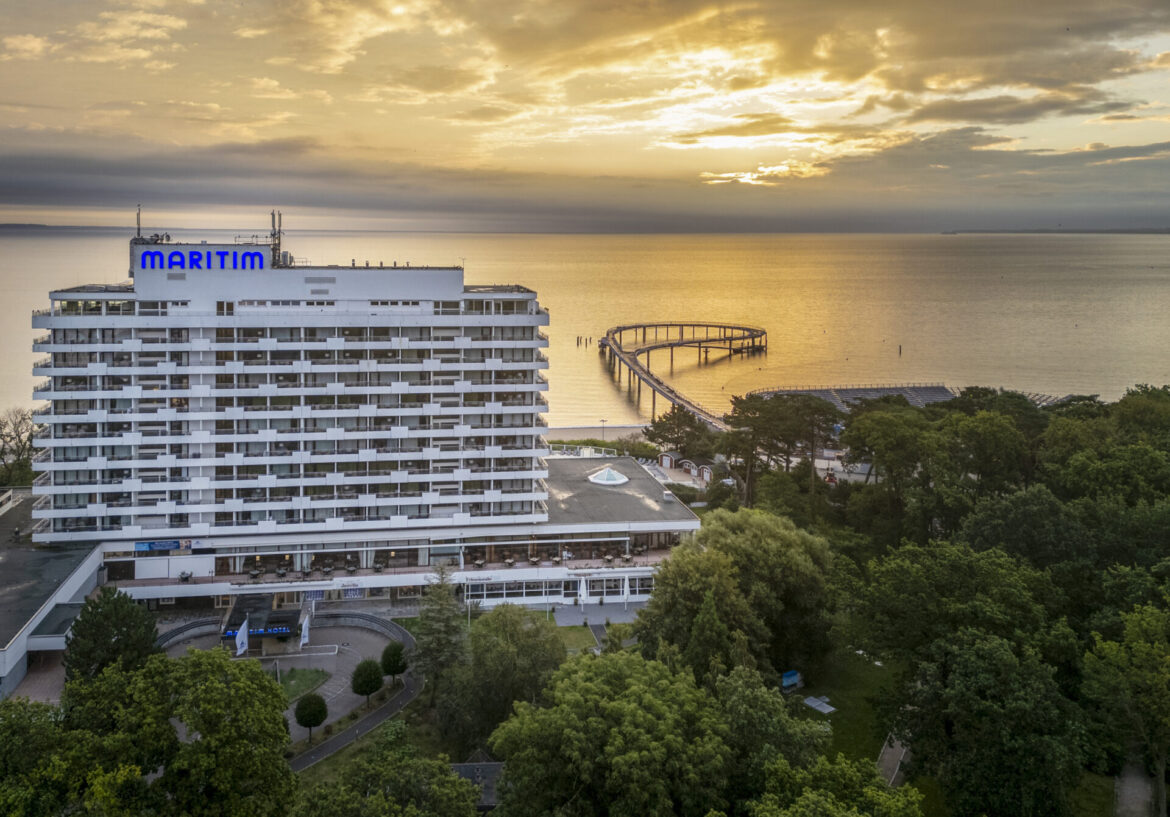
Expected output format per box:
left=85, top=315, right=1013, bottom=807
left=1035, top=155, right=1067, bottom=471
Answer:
left=4, top=229, right=1169, bottom=427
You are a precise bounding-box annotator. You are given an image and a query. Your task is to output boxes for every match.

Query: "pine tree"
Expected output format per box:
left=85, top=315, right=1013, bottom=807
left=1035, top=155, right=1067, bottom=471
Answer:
left=412, top=565, right=468, bottom=702
left=63, top=586, right=160, bottom=683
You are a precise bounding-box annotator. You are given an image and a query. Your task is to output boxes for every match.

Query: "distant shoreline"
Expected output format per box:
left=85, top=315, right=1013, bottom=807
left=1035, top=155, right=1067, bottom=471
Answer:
left=3, top=223, right=1168, bottom=236
left=942, top=228, right=1170, bottom=235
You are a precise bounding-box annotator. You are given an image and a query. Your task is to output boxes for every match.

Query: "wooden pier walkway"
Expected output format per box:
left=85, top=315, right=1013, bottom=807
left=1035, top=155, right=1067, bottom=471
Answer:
left=598, top=322, right=767, bottom=430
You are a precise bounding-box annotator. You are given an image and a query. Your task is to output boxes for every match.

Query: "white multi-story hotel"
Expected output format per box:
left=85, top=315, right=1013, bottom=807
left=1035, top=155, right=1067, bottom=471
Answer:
left=24, top=224, right=698, bottom=624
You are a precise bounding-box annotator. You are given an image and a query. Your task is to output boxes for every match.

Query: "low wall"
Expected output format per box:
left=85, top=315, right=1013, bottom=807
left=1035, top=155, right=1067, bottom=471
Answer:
left=155, top=618, right=222, bottom=648
left=311, top=612, right=415, bottom=649
left=156, top=612, right=415, bottom=650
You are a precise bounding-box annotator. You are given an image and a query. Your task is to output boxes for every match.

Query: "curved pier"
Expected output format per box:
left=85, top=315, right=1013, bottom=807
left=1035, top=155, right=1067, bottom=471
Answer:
left=598, top=322, right=767, bottom=430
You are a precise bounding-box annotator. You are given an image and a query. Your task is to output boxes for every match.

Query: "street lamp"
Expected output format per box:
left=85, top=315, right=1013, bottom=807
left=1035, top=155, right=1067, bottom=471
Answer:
left=600, top=419, right=608, bottom=441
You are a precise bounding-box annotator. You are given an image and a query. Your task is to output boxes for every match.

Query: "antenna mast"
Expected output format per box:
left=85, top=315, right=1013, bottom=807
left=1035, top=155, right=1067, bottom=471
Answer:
left=136, top=204, right=141, bottom=238
left=270, top=209, right=284, bottom=267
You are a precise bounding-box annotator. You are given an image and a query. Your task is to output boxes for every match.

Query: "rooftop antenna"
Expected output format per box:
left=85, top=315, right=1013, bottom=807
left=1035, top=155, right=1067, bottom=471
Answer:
left=136, top=204, right=142, bottom=238
left=270, top=209, right=284, bottom=267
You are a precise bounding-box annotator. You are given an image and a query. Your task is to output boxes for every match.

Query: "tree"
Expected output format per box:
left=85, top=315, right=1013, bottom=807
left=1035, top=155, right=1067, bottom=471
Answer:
left=352, top=659, right=384, bottom=707
left=714, top=666, right=830, bottom=813
left=490, top=652, right=731, bottom=817
left=63, top=586, right=160, bottom=683
left=295, top=693, right=328, bottom=744
left=842, top=405, right=929, bottom=484
left=746, top=754, right=923, bottom=817
left=846, top=541, right=1071, bottom=671
left=380, top=641, right=408, bottom=685
left=635, top=541, right=770, bottom=678
left=296, top=721, right=478, bottom=817
left=0, top=407, right=36, bottom=486
left=637, top=510, right=833, bottom=680
left=644, top=404, right=714, bottom=458
left=1085, top=604, right=1170, bottom=817
left=697, top=509, right=833, bottom=671
left=146, top=647, right=294, bottom=817
left=4, top=647, right=293, bottom=817
left=413, top=565, right=468, bottom=702
left=438, top=604, right=565, bottom=753
left=958, top=484, right=1091, bottom=569
left=684, top=589, right=734, bottom=684
left=891, top=630, right=1083, bottom=817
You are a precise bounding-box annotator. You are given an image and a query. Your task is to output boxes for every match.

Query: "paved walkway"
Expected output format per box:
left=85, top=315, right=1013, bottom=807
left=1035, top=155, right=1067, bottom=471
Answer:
left=165, top=625, right=399, bottom=744
left=554, top=600, right=645, bottom=626
left=290, top=670, right=421, bottom=772
left=10, top=649, right=66, bottom=703
left=1116, top=756, right=1153, bottom=817
left=876, top=735, right=909, bottom=786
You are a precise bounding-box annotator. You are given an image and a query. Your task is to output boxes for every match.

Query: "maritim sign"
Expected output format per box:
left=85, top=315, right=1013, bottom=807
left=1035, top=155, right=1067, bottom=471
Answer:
left=134, top=244, right=266, bottom=272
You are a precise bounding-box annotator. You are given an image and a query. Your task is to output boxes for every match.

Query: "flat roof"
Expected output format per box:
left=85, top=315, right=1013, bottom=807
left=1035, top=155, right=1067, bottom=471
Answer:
left=30, top=602, right=83, bottom=638
left=0, top=496, right=93, bottom=647
left=51, top=284, right=134, bottom=294
left=544, top=458, right=699, bottom=527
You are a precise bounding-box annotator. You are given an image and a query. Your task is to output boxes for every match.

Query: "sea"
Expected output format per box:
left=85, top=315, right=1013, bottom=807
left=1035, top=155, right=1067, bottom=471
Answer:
left=4, top=228, right=1170, bottom=429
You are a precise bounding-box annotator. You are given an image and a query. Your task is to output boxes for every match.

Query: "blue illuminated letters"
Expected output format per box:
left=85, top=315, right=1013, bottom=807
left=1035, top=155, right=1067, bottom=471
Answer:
left=139, top=249, right=266, bottom=270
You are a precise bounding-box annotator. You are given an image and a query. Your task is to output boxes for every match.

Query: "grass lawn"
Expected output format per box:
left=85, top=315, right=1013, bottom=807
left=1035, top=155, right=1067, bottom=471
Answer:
left=558, top=625, right=599, bottom=653
left=297, top=694, right=451, bottom=787
left=908, top=776, right=948, bottom=817
left=797, top=648, right=892, bottom=761
left=274, top=667, right=329, bottom=701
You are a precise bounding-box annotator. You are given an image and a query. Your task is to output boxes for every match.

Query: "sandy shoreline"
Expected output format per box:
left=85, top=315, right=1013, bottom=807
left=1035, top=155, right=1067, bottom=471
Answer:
left=545, top=425, right=646, bottom=442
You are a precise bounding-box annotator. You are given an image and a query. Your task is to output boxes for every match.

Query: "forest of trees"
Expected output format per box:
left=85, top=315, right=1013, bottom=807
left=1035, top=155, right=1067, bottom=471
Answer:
left=6, top=387, right=1170, bottom=815
left=636, top=384, right=1170, bottom=816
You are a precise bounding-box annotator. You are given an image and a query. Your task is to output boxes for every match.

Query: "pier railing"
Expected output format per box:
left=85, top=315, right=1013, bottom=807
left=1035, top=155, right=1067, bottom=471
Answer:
left=599, top=322, right=767, bottom=430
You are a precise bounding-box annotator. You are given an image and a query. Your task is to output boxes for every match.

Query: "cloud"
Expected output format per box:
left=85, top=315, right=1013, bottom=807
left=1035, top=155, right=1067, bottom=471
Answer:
left=74, top=11, right=187, bottom=43
left=250, top=77, right=299, bottom=100
left=446, top=105, right=519, bottom=122
left=905, top=91, right=1134, bottom=124
left=1, top=34, right=54, bottom=60
left=700, top=160, right=830, bottom=185
left=1, top=129, right=1169, bottom=232
left=670, top=113, right=795, bottom=144
left=249, top=78, right=332, bottom=104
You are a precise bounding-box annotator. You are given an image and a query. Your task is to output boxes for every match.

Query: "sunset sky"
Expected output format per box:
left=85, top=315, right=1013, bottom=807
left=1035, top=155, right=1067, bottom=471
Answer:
left=2, top=0, right=1169, bottom=231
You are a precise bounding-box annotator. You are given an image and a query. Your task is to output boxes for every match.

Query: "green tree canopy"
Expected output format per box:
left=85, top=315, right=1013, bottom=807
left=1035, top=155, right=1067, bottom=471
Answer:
left=635, top=541, right=769, bottom=679
left=381, top=641, right=408, bottom=682
left=745, top=754, right=923, bottom=817
left=714, top=666, right=830, bottom=813
left=891, top=629, right=1084, bottom=817
left=1085, top=603, right=1170, bottom=817
left=490, top=652, right=731, bottom=817
left=63, top=586, right=160, bottom=683
left=17, top=646, right=294, bottom=817
left=438, top=604, right=566, bottom=754
left=637, top=509, right=833, bottom=679
left=146, top=647, right=294, bottom=817
left=296, top=721, right=478, bottom=817
left=295, top=693, right=328, bottom=743
left=644, top=404, right=715, bottom=458
left=847, top=541, right=1068, bottom=668
left=413, top=565, right=468, bottom=702
left=352, top=659, right=384, bottom=706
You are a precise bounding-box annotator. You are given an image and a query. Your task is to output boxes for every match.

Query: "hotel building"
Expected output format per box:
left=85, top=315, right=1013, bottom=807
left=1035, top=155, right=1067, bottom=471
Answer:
left=23, top=226, right=698, bottom=626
